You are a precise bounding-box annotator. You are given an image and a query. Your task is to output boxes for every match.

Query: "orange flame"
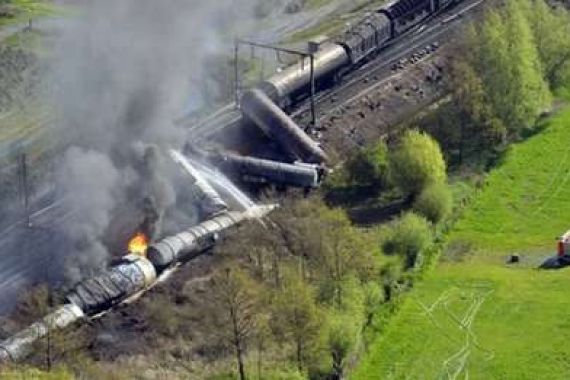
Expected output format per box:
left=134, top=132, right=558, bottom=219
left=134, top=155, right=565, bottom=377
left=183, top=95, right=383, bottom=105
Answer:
left=128, top=232, right=149, bottom=256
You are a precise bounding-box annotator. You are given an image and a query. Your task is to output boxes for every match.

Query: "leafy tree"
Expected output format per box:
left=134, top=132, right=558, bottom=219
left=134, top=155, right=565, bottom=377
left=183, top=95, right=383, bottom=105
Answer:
left=326, top=312, right=360, bottom=380
left=448, top=59, right=507, bottom=156
left=215, top=219, right=285, bottom=287
left=362, top=281, right=383, bottom=325
left=468, top=1, right=551, bottom=133
left=503, top=0, right=551, bottom=127
left=253, top=313, right=271, bottom=380
left=389, top=130, right=446, bottom=197
left=383, top=213, right=433, bottom=269
left=211, top=267, right=260, bottom=380
left=379, top=261, right=403, bottom=302
left=467, top=9, right=511, bottom=127
left=141, top=292, right=184, bottom=338
left=268, top=199, right=379, bottom=291
left=345, top=140, right=390, bottom=189
left=413, top=182, right=453, bottom=224
left=525, top=0, right=570, bottom=87
left=314, top=209, right=377, bottom=309
left=270, top=271, right=323, bottom=372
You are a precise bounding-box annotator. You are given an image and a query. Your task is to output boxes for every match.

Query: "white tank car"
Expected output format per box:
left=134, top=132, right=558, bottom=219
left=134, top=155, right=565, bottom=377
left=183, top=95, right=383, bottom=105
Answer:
left=216, top=152, right=324, bottom=188
left=147, top=205, right=277, bottom=271
left=0, top=304, right=84, bottom=362
left=241, top=89, right=328, bottom=164
left=259, top=42, right=350, bottom=106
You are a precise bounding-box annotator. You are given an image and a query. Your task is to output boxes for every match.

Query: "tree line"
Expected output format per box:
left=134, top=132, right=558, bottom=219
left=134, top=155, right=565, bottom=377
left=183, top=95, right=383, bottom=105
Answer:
left=426, top=0, right=570, bottom=165
left=205, top=129, right=452, bottom=380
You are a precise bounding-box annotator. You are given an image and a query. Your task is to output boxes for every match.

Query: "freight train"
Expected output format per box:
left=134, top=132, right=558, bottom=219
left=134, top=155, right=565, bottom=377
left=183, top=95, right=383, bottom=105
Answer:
left=241, top=0, right=463, bottom=164
left=258, top=0, right=461, bottom=108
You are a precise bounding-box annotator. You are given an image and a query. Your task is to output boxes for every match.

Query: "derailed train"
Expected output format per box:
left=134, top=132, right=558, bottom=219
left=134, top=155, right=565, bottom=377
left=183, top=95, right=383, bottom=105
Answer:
left=1, top=0, right=465, bottom=363
left=241, top=0, right=462, bottom=165
left=65, top=206, right=276, bottom=317
left=0, top=156, right=276, bottom=363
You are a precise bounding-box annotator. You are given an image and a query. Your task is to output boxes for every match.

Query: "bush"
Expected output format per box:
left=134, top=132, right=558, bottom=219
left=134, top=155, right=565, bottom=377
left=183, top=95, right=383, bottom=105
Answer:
left=413, top=182, right=452, bottom=223
left=141, top=293, right=182, bottom=338
left=0, top=367, right=74, bottom=380
left=389, top=130, right=446, bottom=197
left=325, top=312, right=361, bottom=379
left=346, top=141, right=390, bottom=189
left=383, top=213, right=433, bottom=269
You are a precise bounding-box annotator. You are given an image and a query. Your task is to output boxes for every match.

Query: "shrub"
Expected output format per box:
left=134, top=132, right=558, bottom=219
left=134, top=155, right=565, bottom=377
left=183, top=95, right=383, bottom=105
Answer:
left=0, top=367, right=74, bottom=380
left=413, top=182, right=453, bottom=223
left=383, top=213, right=433, bottom=269
left=389, top=130, right=446, bottom=196
left=325, top=312, right=361, bottom=379
left=346, top=141, right=390, bottom=189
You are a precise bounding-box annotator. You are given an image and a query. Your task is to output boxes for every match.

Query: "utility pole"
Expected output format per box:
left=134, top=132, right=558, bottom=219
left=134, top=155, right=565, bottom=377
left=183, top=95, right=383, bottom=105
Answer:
left=309, top=54, right=316, bottom=128
left=234, top=39, right=240, bottom=107
left=20, top=152, right=31, bottom=227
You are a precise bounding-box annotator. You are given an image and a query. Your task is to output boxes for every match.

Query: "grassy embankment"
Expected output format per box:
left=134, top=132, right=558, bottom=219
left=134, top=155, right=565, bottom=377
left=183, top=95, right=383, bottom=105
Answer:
left=0, top=0, right=55, bottom=27
left=352, top=106, right=570, bottom=379
left=288, top=0, right=387, bottom=43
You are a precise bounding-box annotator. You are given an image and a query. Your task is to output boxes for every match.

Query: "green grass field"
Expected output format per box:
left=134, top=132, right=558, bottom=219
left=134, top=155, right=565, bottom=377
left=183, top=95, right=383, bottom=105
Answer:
left=352, top=107, right=570, bottom=379
left=0, top=0, right=57, bottom=27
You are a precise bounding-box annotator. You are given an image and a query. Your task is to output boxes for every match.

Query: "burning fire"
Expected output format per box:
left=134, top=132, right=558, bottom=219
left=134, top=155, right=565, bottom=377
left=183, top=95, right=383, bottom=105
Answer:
left=128, top=232, right=149, bottom=256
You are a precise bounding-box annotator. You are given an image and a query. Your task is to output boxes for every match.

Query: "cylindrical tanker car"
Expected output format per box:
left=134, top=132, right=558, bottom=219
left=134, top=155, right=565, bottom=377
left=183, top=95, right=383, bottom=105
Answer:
left=212, top=151, right=325, bottom=189
left=0, top=304, right=84, bottom=362
left=241, top=89, right=329, bottom=164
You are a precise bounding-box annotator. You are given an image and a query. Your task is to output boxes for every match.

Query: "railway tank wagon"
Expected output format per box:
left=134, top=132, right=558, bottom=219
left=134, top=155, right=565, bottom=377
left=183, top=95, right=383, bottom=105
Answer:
left=66, top=255, right=157, bottom=316
left=259, top=41, right=350, bottom=108
left=147, top=206, right=276, bottom=271
left=0, top=304, right=84, bottom=362
left=0, top=206, right=277, bottom=364
left=215, top=152, right=324, bottom=189
left=241, top=88, right=329, bottom=163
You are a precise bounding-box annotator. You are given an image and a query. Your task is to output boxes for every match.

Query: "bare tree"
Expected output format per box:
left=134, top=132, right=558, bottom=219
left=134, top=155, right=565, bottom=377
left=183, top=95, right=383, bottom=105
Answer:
left=211, top=267, right=259, bottom=380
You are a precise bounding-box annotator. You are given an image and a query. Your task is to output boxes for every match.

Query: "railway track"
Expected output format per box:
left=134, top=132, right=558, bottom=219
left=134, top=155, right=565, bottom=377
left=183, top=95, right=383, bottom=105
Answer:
left=292, top=0, right=486, bottom=124
left=183, top=0, right=485, bottom=141
left=0, top=0, right=485, bottom=321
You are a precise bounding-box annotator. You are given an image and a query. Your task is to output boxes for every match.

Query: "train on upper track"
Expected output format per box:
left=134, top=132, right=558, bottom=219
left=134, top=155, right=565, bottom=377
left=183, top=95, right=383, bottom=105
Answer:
left=258, top=0, right=462, bottom=109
